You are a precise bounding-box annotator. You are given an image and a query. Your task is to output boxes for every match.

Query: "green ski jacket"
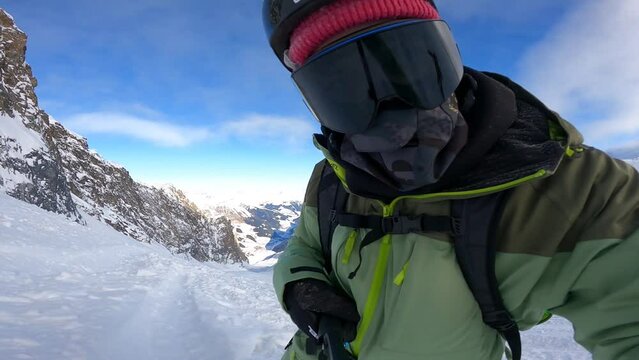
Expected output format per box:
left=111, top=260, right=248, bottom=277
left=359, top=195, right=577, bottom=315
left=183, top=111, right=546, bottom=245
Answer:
left=273, top=70, right=639, bottom=360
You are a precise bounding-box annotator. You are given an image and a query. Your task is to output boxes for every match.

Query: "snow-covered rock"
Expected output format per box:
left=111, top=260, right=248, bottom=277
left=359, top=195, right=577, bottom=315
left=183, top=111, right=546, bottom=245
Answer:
left=266, top=225, right=297, bottom=253
left=0, top=11, right=81, bottom=222
left=0, top=9, right=245, bottom=263
left=185, top=192, right=302, bottom=264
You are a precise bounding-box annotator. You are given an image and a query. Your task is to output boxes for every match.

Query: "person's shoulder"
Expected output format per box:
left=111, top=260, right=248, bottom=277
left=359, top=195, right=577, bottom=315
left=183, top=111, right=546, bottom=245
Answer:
left=499, top=147, right=638, bottom=255
left=303, top=160, right=328, bottom=207
left=536, top=146, right=636, bottom=200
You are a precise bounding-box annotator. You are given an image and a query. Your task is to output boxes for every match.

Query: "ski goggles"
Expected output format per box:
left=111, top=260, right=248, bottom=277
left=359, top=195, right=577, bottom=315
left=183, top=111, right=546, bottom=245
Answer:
left=292, top=20, right=463, bottom=134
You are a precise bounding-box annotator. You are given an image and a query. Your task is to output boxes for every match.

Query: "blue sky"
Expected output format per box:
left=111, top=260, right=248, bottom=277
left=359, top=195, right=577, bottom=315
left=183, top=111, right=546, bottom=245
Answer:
left=3, top=0, right=638, bottom=201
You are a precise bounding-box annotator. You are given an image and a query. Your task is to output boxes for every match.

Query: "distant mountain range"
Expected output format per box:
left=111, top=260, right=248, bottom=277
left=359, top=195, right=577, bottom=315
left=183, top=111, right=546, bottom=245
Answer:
left=182, top=190, right=301, bottom=264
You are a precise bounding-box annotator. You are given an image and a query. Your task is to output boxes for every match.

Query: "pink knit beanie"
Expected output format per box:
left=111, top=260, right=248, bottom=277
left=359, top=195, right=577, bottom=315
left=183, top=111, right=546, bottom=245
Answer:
left=288, top=0, right=440, bottom=66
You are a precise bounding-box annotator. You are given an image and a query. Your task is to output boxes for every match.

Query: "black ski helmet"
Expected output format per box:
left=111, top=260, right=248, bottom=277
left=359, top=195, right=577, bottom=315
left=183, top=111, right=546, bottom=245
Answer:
left=263, top=0, right=438, bottom=67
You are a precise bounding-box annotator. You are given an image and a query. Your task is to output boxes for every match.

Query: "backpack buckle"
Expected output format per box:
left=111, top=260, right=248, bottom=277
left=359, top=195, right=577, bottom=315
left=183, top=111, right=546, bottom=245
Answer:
left=381, top=216, right=423, bottom=234
left=483, top=310, right=517, bottom=333
left=329, top=209, right=337, bottom=223
left=451, top=217, right=464, bottom=236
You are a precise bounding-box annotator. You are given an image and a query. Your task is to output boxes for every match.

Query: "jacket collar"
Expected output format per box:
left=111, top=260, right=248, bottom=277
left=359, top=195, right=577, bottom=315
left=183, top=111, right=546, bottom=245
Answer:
left=314, top=67, right=581, bottom=202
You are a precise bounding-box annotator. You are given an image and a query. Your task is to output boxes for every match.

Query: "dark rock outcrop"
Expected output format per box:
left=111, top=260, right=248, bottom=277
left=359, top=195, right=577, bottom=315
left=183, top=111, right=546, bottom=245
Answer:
left=0, top=9, right=81, bottom=221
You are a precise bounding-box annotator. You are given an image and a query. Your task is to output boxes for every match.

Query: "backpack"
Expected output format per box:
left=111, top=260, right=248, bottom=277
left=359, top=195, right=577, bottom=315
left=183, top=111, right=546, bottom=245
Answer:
left=316, top=162, right=523, bottom=360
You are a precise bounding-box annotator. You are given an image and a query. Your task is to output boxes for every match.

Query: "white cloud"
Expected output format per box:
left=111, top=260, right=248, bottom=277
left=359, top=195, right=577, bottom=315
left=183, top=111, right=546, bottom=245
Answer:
left=63, top=111, right=316, bottom=148
left=608, top=140, right=639, bottom=160
left=64, top=112, right=210, bottom=147
left=219, top=114, right=316, bottom=146
left=519, top=0, right=639, bottom=146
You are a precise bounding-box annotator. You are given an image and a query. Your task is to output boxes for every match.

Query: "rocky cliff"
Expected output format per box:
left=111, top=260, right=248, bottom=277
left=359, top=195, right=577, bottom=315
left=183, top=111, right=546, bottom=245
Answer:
left=0, top=10, right=81, bottom=221
left=0, top=9, right=246, bottom=263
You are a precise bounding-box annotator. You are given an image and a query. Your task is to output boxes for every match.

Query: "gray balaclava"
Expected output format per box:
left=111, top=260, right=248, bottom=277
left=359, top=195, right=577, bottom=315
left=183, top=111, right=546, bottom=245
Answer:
left=339, top=95, right=468, bottom=191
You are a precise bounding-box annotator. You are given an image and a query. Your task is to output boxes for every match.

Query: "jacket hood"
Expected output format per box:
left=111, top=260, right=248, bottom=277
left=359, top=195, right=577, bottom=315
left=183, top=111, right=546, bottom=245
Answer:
left=313, top=67, right=583, bottom=202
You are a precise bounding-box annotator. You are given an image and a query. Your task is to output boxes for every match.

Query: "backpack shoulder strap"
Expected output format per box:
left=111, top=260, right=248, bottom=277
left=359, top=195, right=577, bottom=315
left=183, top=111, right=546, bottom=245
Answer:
left=317, top=161, right=349, bottom=274
left=451, top=191, right=521, bottom=360
left=316, top=162, right=521, bottom=358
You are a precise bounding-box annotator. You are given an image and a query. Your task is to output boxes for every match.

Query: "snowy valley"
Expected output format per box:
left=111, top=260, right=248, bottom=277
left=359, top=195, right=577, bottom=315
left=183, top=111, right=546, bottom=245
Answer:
left=181, top=189, right=301, bottom=265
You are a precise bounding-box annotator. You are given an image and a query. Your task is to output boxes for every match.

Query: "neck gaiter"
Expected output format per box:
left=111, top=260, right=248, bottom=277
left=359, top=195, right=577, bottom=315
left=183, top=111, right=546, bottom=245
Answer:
left=339, top=96, right=468, bottom=192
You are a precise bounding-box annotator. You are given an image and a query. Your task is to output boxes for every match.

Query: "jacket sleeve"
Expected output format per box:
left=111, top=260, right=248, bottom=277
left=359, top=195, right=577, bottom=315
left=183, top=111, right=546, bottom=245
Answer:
left=536, top=150, right=639, bottom=359
left=273, top=162, right=330, bottom=308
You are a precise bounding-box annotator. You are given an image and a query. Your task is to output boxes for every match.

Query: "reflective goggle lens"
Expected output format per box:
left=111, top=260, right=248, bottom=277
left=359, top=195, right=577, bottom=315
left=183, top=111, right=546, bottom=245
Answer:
left=292, top=20, right=463, bottom=134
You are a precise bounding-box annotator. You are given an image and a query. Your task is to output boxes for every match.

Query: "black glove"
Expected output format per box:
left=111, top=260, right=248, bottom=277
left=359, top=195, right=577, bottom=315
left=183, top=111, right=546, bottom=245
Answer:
left=284, top=279, right=360, bottom=343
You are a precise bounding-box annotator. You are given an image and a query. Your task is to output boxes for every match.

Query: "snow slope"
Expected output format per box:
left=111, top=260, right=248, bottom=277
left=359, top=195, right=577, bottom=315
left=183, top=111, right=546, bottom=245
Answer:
left=0, top=193, right=591, bottom=359
left=0, top=193, right=294, bottom=360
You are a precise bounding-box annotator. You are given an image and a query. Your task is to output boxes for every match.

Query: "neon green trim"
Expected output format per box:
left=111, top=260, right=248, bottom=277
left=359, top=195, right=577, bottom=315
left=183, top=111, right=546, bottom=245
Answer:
left=538, top=311, right=553, bottom=325
left=350, top=235, right=391, bottom=355
left=326, top=158, right=547, bottom=205
left=386, top=169, right=548, bottom=207
left=321, top=139, right=548, bottom=204
left=290, top=350, right=295, bottom=360
left=565, top=146, right=584, bottom=158
left=393, top=261, right=410, bottom=286
left=350, top=204, right=394, bottom=356
left=327, top=159, right=348, bottom=189
left=346, top=169, right=550, bottom=356
left=342, top=230, right=358, bottom=265
left=548, top=120, right=567, bottom=141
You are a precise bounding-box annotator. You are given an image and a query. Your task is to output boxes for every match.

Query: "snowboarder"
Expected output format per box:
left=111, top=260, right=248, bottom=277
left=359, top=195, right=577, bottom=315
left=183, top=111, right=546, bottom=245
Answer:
left=262, top=0, right=639, bottom=359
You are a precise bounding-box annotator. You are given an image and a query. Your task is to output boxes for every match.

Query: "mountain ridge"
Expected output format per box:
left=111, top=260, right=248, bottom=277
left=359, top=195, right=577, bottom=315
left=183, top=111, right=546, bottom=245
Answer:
left=184, top=191, right=302, bottom=264
left=0, top=8, right=247, bottom=263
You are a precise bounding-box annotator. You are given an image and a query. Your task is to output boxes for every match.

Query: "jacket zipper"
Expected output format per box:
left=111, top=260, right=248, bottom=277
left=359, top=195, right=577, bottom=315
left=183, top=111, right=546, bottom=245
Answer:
left=348, top=169, right=549, bottom=356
